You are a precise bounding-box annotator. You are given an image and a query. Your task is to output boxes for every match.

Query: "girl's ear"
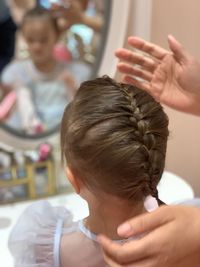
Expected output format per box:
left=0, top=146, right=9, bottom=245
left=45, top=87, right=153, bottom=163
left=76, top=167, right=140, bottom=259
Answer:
left=66, top=167, right=80, bottom=194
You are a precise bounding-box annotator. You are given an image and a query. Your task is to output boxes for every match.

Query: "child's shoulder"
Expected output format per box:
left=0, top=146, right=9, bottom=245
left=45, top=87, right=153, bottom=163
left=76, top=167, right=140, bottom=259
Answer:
left=8, top=200, right=76, bottom=267
left=1, top=58, right=31, bottom=84
left=3, top=58, right=30, bottom=72
left=60, top=224, right=107, bottom=267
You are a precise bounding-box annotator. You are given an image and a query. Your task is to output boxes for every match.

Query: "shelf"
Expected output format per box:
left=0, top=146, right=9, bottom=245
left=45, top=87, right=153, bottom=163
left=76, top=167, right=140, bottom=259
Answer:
left=0, top=160, right=56, bottom=204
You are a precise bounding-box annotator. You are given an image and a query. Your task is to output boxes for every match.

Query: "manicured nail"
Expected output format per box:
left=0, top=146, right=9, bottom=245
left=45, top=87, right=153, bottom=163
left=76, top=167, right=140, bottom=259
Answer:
left=117, top=223, right=133, bottom=237
left=97, top=235, right=109, bottom=245
left=97, top=235, right=103, bottom=243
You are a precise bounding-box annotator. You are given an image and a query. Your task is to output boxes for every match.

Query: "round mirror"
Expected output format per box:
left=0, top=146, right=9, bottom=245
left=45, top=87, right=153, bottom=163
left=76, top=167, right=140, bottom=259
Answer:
left=0, top=0, right=111, bottom=139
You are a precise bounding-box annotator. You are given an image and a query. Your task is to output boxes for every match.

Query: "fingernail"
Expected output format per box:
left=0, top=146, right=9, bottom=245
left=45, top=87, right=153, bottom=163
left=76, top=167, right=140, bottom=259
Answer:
left=97, top=235, right=103, bottom=243
left=168, top=34, right=177, bottom=42
left=168, top=34, right=174, bottom=38
left=117, top=223, right=133, bottom=236
left=97, top=235, right=109, bottom=245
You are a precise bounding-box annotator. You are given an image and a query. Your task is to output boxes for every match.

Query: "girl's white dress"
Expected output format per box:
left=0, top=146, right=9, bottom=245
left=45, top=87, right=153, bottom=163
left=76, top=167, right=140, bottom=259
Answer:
left=8, top=201, right=111, bottom=267
left=8, top=198, right=200, bottom=267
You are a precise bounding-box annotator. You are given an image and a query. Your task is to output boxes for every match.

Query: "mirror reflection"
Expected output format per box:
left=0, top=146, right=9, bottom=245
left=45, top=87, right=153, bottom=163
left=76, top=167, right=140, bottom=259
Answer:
left=0, top=0, right=110, bottom=137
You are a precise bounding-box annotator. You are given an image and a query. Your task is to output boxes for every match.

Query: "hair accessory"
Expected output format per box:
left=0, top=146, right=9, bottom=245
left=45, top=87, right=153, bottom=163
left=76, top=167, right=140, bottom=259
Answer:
left=144, top=195, right=159, bottom=212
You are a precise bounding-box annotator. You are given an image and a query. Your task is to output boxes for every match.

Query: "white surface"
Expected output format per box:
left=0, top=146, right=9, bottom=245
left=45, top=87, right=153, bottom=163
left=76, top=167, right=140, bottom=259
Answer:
left=158, top=171, right=194, bottom=204
left=129, top=0, right=152, bottom=40
left=98, top=0, right=131, bottom=77
left=99, top=0, right=153, bottom=77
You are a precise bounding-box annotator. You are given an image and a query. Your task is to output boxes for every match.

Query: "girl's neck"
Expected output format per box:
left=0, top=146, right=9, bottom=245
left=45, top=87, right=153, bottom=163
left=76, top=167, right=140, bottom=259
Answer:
left=33, top=57, right=57, bottom=73
left=84, top=198, right=146, bottom=240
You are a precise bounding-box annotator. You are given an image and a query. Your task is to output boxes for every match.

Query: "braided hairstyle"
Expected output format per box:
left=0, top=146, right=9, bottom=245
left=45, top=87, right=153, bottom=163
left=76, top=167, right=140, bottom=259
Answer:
left=61, top=76, right=169, bottom=203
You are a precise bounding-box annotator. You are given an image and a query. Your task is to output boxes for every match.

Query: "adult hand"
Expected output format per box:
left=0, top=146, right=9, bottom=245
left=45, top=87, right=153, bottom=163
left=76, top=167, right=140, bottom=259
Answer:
left=51, top=0, right=102, bottom=32
left=9, top=0, right=35, bottom=24
left=115, top=35, right=200, bottom=116
left=99, top=205, right=200, bottom=267
left=51, top=0, right=84, bottom=31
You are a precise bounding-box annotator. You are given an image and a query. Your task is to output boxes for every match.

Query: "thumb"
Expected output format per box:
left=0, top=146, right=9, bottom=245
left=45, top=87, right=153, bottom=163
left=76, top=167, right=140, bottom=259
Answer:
left=167, top=35, right=189, bottom=64
left=117, top=205, right=173, bottom=238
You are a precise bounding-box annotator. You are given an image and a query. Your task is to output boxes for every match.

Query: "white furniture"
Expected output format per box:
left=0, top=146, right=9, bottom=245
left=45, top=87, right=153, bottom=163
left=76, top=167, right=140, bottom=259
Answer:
left=158, top=171, right=194, bottom=204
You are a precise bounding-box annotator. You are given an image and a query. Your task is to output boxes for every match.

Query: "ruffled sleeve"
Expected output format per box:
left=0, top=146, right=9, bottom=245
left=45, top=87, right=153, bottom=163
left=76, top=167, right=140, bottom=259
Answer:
left=8, top=200, right=74, bottom=267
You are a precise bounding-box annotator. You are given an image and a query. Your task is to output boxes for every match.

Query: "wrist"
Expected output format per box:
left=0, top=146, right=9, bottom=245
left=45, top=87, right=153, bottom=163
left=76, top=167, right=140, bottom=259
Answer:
left=80, top=13, right=88, bottom=25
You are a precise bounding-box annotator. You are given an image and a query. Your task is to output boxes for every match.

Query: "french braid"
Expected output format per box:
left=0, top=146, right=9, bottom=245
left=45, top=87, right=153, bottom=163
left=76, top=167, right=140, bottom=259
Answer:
left=120, top=84, right=166, bottom=201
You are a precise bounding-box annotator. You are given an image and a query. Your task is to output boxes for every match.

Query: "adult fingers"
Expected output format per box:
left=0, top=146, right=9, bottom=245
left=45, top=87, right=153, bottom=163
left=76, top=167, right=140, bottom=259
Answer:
left=104, top=252, right=154, bottom=267
left=103, top=253, right=122, bottom=267
left=115, top=49, right=158, bottom=72
left=117, top=62, right=152, bottom=82
left=117, top=206, right=173, bottom=238
left=167, top=35, right=190, bottom=64
left=128, top=37, right=168, bottom=60
left=98, top=234, right=153, bottom=264
left=122, top=76, right=151, bottom=95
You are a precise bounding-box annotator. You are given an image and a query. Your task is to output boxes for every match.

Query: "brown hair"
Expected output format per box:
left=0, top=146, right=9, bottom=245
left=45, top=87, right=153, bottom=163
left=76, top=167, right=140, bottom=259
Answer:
left=21, top=6, right=59, bottom=33
left=61, top=76, right=169, bottom=203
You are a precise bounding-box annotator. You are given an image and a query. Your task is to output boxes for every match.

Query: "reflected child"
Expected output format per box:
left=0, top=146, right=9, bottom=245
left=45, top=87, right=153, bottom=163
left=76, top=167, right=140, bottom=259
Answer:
left=1, top=6, right=78, bottom=133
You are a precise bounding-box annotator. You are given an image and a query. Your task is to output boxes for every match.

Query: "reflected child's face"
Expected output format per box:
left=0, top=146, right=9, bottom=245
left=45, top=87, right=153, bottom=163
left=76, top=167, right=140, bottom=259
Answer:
left=22, top=19, right=58, bottom=65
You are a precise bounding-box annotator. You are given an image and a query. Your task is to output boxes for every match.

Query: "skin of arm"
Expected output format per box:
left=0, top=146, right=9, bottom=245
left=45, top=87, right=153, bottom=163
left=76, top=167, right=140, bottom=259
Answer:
left=8, top=0, right=35, bottom=24
left=59, top=70, right=77, bottom=99
left=51, top=0, right=103, bottom=32
left=13, top=0, right=34, bottom=9
left=80, top=13, right=103, bottom=32
left=115, top=35, right=200, bottom=116
left=99, top=205, right=200, bottom=267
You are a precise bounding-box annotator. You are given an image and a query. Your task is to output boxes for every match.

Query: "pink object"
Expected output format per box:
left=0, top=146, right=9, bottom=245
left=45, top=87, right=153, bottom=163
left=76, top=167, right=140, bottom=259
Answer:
left=144, top=195, right=159, bottom=212
left=34, top=124, right=44, bottom=134
left=54, top=44, right=72, bottom=62
left=0, top=91, right=16, bottom=120
left=39, top=143, right=52, bottom=161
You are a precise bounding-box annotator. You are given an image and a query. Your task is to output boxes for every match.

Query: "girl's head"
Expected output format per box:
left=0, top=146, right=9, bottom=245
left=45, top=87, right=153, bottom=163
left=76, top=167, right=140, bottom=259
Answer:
left=21, top=7, right=60, bottom=65
left=61, top=76, right=169, bottom=203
